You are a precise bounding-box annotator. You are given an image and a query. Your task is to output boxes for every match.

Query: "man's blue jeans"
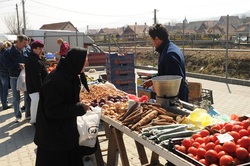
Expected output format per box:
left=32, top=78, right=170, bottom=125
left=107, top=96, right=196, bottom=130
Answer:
left=10, top=77, right=22, bottom=119
left=0, top=72, right=9, bottom=108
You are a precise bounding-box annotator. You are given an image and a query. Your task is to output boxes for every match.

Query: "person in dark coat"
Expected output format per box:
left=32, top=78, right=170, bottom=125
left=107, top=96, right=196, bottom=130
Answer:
left=25, top=40, right=48, bottom=124
left=143, top=23, right=189, bottom=102
left=34, top=47, right=90, bottom=166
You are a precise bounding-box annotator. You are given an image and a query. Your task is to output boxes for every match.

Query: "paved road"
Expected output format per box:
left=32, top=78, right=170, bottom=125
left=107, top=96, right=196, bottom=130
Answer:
left=0, top=69, right=250, bottom=166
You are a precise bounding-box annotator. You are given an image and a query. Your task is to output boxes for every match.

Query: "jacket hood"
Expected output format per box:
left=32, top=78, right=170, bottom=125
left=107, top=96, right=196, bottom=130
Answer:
left=57, top=47, right=87, bottom=76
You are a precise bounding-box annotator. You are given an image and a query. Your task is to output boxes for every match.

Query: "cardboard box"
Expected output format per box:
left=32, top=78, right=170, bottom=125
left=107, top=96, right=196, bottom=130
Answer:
left=137, top=85, right=156, bottom=99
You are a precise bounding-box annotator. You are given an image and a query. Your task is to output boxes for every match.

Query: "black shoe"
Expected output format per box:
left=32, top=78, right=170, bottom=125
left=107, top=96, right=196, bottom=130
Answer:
left=21, top=106, right=26, bottom=110
left=3, top=106, right=11, bottom=110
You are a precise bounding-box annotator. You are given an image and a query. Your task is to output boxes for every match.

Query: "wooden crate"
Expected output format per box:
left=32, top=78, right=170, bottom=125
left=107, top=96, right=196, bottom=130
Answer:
left=188, top=82, right=202, bottom=101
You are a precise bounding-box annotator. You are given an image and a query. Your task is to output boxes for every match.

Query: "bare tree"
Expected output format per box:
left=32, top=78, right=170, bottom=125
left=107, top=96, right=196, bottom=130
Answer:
left=4, top=13, right=29, bottom=35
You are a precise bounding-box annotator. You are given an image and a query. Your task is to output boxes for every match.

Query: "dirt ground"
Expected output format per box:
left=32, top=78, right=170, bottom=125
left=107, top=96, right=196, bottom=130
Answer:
left=128, top=48, right=250, bottom=80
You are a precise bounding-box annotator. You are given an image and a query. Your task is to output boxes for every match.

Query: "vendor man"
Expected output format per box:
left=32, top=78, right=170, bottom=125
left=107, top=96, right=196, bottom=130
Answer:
left=143, top=24, right=189, bottom=102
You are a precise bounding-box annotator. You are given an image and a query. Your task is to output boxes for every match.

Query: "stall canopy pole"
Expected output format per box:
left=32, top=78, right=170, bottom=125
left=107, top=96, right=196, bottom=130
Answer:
left=226, top=15, right=229, bottom=79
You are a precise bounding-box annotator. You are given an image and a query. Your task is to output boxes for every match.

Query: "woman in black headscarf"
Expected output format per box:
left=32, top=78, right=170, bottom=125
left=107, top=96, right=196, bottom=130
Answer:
left=34, top=47, right=90, bottom=166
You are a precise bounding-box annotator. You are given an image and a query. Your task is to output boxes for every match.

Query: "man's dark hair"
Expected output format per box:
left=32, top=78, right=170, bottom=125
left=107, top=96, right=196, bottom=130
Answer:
left=17, top=34, right=28, bottom=42
left=149, top=24, right=169, bottom=41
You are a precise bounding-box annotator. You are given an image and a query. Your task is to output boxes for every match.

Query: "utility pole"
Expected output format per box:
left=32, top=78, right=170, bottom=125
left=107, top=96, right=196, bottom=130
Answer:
left=154, top=9, right=158, bottom=25
left=22, top=0, right=26, bottom=34
left=16, top=4, right=20, bottom=34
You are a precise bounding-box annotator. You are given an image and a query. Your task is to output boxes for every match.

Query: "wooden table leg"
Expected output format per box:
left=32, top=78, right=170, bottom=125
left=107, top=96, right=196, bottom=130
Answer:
left=150, top=151, right=160, bottom=165
left=94, top=137, right=105, bottom=166
left=107, top=126, right=118, bottom=166
left=112, top=127, right=130, bottom=166
left=134, top=140, right=148, bottom=165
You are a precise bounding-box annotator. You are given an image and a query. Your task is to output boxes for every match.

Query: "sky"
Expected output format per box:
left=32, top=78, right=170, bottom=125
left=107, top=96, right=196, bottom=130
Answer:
left=0, top=0, right=250, bottom=34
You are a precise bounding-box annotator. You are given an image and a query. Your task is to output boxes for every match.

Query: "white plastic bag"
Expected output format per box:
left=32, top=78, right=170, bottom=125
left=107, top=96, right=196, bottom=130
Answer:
left=77, top=106, right=101, bottom=147
left=29, top=92, right=39, bottom=124
left=16, top=69, right=26, bottom=91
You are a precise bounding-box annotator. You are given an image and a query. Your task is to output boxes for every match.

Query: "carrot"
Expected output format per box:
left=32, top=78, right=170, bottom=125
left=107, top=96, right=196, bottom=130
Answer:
left=158, top=115, right=174, bottom=121
left=147, top=105, right=167, bottom=115
left=122, top=110, right=144, bottom=123
left=131, top=110, right=158, bottom=130
left=141, top=102, right=161, bottom=107
left=118, top=102, right=139, bottom=121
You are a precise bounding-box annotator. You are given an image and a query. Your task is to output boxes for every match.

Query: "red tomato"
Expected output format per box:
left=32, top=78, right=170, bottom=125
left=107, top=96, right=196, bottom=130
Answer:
left=211, top=124, right=221, bottom=131
left=204, top=149, right=218, bottom=164
left=205, top=142, right=215, bottom=151
left=219, top=155, right=235, bottom=166
left=209, top=164, right=219, bottom=166
left=197, top=147, right=206, bottom=158
left=204, top=136, right=212, bottom=144
left=200, top=129, right=210, bottom=137
left=176, top=145, right=187, bottom=154
left=236, top=147, right=249, bottom=160
left=182, top=138, right=193, bottom=149
left=230, top=114, right=239, bottom=121
left=214, top=144, right=223, bottom=153
left=195, top=137, right=205, bottom=144
left=239, top=136, right=250, bottom=148
left=192, top=142, right=200, bottom=148
left=217, top=150, right=228, bottom=159
left=187, top=146, right=197, bottom=156
left=222, top=141, right=236, bottom=153
left=224, top=123, right=234, bottom=132
left=239, top=129, right=249, bottom=138
left=232, top=125, right=243, bottom=132
left=199, top=158, right=209, bottom=165
left=242, top=119, right=250, bottom=129
left=192, top=133, right=201, bottom=140
left=187, top=153, right=194, bottom=158
left=229, top=131, right=241, bottom=142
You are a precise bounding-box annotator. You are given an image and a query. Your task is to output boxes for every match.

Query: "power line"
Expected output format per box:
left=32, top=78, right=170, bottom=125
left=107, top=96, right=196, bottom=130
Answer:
left=29, top=0, right=151, bottom=17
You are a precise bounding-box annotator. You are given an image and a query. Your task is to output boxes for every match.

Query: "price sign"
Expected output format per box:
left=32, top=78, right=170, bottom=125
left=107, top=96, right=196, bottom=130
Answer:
left=216, top=133, right=234, bottom=144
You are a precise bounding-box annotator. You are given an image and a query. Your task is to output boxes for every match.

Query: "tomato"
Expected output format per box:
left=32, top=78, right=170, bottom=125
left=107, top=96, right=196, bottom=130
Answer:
left=239, top=129, right=249, bottom=138
left=242, top=119, right=250, bottom=129
left=211, top=124, right=221, bottom=131
left=230, top=114, right=239, bottom=121
left=187, top=146, right=197, bottom=156
left=195, top=137, right=205, bottom=144
left=192, top=133, right=201, bottom=140
left=192, top=142, right=200, bottom=148
left=205, top=142, right=215, bottom=151
left=214, top=144, right=223, bottom=153
left=209, top=164, right=219, bottom=166
left=239, top=136, right=250, bottom=148
left=182, top=138, right=193, bottom=149
left=229, top=131, right=241, bottom=142
left=204, top=149, right=218, bottom=164
left=222, top=141, right=236, bottom=153
left=197, top=147, right=206, bottom=158
left=187, top=153, right=194, bottom=158
left=219, top=155, right=235, bottom=166
left=224, top=123, right=234, bottom=132
left=236, top=147, right=249, bottom=160
left=233, top=157, right=241, bottom=165
left=199, top=158, right=209, bottom=166
left=204, top=136, right=212, bottom=144
left=217, top=150, right=228, bottom=159
left=200, top=129, right=210, bottom=137
left=176, top=145, right=187, bottom=154
left=232, top=125, right=243, bottom=132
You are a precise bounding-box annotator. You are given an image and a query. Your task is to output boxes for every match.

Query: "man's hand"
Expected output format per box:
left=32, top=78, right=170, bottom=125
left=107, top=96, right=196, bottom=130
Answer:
left=142, top=79, right=153, bottom=89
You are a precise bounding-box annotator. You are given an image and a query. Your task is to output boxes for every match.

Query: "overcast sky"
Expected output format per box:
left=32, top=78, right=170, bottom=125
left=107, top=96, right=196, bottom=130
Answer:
left=0, top=0, right=250, bottom=34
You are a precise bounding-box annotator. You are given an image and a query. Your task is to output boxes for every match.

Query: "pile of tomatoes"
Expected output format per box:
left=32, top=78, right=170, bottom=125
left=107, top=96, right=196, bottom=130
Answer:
left=175, top=118, right=250, bottom=166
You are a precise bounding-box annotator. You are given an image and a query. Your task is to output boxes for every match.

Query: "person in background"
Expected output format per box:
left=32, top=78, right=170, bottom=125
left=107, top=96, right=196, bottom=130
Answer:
left=55, top=38, right=70, bottom=59
left=3, top=35, right=28, bottom=122
left=34, top=47, right=90, bottom=166
left=25, top=40, right=48, bottom=124
left=0, top=41, right=12, bottom=110
left=22, top=37, right=32, bottom=119
left=142, top=24, right=189, bottom=102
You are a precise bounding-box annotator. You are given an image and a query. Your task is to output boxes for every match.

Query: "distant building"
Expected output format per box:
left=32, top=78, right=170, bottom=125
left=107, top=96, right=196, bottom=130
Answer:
left=40, top=21, right=78, bottom=31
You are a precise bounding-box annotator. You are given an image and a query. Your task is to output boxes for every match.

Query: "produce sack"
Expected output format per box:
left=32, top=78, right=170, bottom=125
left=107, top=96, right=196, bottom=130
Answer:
left=77, top=106, right=101, bottom=147
left=16, top=69, right=26, bottom=91
left=182, top=108, right=219, bottom=129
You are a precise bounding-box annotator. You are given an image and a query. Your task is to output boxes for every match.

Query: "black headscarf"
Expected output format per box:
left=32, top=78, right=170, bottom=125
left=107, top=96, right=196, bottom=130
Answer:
left=56, top=47, right=90, bottom=92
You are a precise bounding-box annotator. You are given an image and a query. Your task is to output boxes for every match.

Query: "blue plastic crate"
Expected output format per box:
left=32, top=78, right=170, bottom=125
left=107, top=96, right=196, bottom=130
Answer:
left=45, top=53, right=55, bottom=59
left=107, top=73, right=135, bottom=86
left=106, top=53, right=134, bottom=66
left=106, top=65, right=135, bottom=76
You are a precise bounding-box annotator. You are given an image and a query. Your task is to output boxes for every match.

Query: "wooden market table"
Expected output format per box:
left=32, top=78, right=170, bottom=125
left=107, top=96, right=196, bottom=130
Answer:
left=96, top=115, right=195, bottom=166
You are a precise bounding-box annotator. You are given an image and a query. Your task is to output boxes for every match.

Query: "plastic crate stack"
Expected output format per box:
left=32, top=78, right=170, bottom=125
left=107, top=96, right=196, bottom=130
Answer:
left=106, top=52, right=136, bottom=94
